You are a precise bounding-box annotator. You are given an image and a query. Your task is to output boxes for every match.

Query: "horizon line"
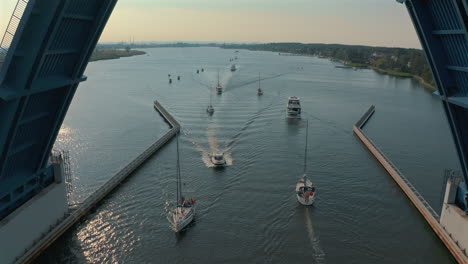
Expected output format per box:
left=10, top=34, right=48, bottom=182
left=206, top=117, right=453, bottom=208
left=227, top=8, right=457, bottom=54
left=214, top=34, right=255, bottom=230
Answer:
left=97, top=40, right=422, bottom=50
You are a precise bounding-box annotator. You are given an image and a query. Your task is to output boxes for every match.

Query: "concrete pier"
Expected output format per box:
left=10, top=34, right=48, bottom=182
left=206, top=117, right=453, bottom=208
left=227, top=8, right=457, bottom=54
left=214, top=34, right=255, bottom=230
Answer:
left=15, top=100, right=180, bottom=263
left=354, top=106, right=468, bottom=264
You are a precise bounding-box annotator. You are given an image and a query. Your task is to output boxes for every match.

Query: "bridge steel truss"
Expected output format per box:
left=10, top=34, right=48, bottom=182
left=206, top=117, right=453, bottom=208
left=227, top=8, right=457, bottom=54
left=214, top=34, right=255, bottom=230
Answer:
left=399, top=0, right=468, bottom=209
left=0, top=0, right=117, bottom=220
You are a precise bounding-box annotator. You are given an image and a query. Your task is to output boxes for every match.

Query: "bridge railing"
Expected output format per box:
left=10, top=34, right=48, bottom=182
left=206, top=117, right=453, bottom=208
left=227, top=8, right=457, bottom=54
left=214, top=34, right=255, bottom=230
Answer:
left=0, top=0, right=31, bottom=81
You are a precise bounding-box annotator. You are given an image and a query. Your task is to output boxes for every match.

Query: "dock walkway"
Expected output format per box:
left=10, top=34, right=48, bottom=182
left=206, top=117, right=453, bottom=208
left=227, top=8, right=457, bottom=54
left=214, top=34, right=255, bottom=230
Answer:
left=354, top=106, right=468, bottom=264
left=17, top=100, right=179, bottom=263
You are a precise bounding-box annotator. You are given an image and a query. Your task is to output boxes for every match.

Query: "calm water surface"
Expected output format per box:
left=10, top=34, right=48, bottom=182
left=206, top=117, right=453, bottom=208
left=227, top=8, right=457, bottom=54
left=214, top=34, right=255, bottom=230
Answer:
left=37, top=47, right=458, bottom=263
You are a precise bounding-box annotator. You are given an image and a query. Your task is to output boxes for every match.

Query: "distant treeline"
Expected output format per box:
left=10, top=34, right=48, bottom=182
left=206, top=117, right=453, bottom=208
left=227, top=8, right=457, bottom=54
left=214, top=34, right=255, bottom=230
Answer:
left=95, top=42, right=435, bottom=89
left=223, top=43, right=435, bottom=89
left=96, top=42, right=219, bottom=49
left=90, top=48, right=145, bottom=62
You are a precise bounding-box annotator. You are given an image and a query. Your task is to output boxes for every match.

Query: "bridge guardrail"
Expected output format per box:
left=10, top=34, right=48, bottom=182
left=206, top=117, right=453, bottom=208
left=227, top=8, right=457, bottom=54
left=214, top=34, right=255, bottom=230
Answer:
left=16, top=100, right=179, bottom=264
left=0, top=0, right=32, bottom=83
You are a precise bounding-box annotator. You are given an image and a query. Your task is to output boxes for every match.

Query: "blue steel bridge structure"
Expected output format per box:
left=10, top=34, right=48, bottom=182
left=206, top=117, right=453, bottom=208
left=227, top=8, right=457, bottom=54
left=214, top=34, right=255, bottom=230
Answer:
left=0, top=0, right=117, bottom=220
left=0, top=0, right=466, bottom=260
left=399, top=0, right=468, bottom=212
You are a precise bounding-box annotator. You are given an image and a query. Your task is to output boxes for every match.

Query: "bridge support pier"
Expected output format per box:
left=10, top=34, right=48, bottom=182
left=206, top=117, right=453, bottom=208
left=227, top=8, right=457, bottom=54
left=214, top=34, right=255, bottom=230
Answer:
left=441, top=178, right=468, bottom=257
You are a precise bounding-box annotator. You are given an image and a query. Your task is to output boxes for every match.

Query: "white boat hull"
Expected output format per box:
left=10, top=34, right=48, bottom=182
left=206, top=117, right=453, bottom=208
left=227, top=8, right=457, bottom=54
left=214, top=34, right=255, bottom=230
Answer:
left=168, top=205, right=196, bottom=232
left=286, top=109, right=301, bottom=118
left=287, top=113, right=301, bottom=119
left=211, top=158, right=226, bottom=167
left=296, top=193, right=315, bottom=205
left=296, top=176, right=315, bottom=206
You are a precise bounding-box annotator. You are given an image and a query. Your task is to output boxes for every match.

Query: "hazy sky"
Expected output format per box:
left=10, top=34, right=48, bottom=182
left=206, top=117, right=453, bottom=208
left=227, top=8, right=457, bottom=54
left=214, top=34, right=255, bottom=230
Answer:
left=1, top=0, right=421, bottom=48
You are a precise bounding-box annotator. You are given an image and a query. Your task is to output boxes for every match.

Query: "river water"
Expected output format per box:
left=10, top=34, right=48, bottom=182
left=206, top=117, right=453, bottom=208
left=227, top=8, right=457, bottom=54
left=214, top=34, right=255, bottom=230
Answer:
left=36, top=47, right=458, bottom=263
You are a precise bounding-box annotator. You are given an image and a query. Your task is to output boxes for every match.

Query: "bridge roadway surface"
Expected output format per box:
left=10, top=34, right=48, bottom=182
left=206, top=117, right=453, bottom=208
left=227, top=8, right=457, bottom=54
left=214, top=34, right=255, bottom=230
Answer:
left=354, top=106, right=468, bottom=264
left=15, top=100, right=179, bottom=264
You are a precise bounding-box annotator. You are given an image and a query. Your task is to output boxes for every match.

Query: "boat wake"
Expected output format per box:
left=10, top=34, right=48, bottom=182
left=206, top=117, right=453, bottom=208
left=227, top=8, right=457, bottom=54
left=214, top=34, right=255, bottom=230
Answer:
left=191, top=68, right=233, bottom=93
left=205, top=128, right=233, bottom=167
left=226, top=72, right=290, bottom=92
left=304, top=207, right=326, bottom=264
left=225, top=95, right=282, bottom=150
left=182, top=127, right=233, bottom=168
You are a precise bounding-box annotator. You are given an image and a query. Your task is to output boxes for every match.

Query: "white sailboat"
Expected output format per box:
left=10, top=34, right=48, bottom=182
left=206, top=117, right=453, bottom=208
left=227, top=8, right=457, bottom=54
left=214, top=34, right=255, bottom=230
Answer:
left=167, top=133, right=196, bottom=232
left=257, top=73, right=263, bottom=96
left=207, top=87, right=214, bottom=114
left=296, top=120, right=316, bottom=205
left=216, top=71, right=223, bottom=94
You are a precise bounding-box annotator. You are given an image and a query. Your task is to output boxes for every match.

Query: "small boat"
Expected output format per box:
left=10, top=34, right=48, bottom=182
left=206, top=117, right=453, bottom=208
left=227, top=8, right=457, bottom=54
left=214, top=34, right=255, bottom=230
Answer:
left=286, top=96, right=301, bottom=118
left=210, top=152, right=226, bottom=167
left=207, top=87, right=214, bottom=114
left=231, top=64, right=236, bottom=72
left=167, top=133, right=196, bottom=232
left=169, top=78, right=172, bottom=84
left=201, top=68, right=204, bottom=72
left=197, top=69, right=199, bottom=74
left=257, top=73, right=263, bottom=96
left=216, top=71, right=223, bottom=94
left=296, top=120, right=316, bottom=206
left=296, top=175, right=316, bottom=205
left=177, top=76, right=180, bottom=81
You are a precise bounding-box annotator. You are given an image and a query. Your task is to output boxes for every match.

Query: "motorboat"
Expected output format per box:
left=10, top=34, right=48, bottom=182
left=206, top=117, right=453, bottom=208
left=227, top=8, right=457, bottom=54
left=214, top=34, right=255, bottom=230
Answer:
left=287, top=96, right=301, bottom=118
left=231, top=64, right=236, bottom=72
left=207, top=88, right=214, bottom=114
left=296, top=120, right=316, bottom=205
left=207, top=105, right=214, bottom=114
left=210, top=152, right=226, bottom=167
left=216, top=71, right=223, bottom=94
left=167, top=133, right=196, bottom=232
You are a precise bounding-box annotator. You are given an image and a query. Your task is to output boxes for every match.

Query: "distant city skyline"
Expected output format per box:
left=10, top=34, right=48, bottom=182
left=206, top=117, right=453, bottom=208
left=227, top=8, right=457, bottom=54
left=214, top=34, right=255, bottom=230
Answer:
left=1, top=0, right=421, bottom=49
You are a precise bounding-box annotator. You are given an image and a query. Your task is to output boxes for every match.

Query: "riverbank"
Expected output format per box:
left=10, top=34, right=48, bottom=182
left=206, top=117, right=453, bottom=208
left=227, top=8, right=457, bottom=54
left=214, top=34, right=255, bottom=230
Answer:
left=368, top=66, right=436, bottom=91
left=412, top=75, right=437, bottom=91
left=90, top=49, right=146, bottom=62
left=321, top=55, right=435, bottom=90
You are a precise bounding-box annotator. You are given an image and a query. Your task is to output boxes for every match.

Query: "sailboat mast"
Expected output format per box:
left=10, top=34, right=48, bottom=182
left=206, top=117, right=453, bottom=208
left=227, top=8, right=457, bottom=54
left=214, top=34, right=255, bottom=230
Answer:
left=303, top=120, right=309, bottom=175
left=176, top=133, right=182, bottom=205
left=258, top=73, right=260, bottom=89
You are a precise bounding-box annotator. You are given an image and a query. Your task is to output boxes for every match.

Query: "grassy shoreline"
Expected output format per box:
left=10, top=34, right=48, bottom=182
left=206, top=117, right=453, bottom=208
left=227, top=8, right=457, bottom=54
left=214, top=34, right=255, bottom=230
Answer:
left=368, top=66, right=436, bottom=90
left=90, top=49, right=146, bottom=62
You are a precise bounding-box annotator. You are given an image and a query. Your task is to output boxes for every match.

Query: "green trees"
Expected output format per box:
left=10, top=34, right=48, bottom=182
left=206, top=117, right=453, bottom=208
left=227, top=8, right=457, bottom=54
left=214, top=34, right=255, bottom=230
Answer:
left=223, top=43, right=434, bottom=86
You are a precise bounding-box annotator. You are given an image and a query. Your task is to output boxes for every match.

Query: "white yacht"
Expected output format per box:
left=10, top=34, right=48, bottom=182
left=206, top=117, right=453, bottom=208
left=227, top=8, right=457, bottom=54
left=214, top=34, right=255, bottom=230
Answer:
left=216, top=71, right=223, bottom=94
left=167, top=133, right=196, bottom=232
left=287, top=96, right=301, bottom=118
left=210, top=152, right=226, bottom=167
left=296, top=120, right=316, bottom=205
